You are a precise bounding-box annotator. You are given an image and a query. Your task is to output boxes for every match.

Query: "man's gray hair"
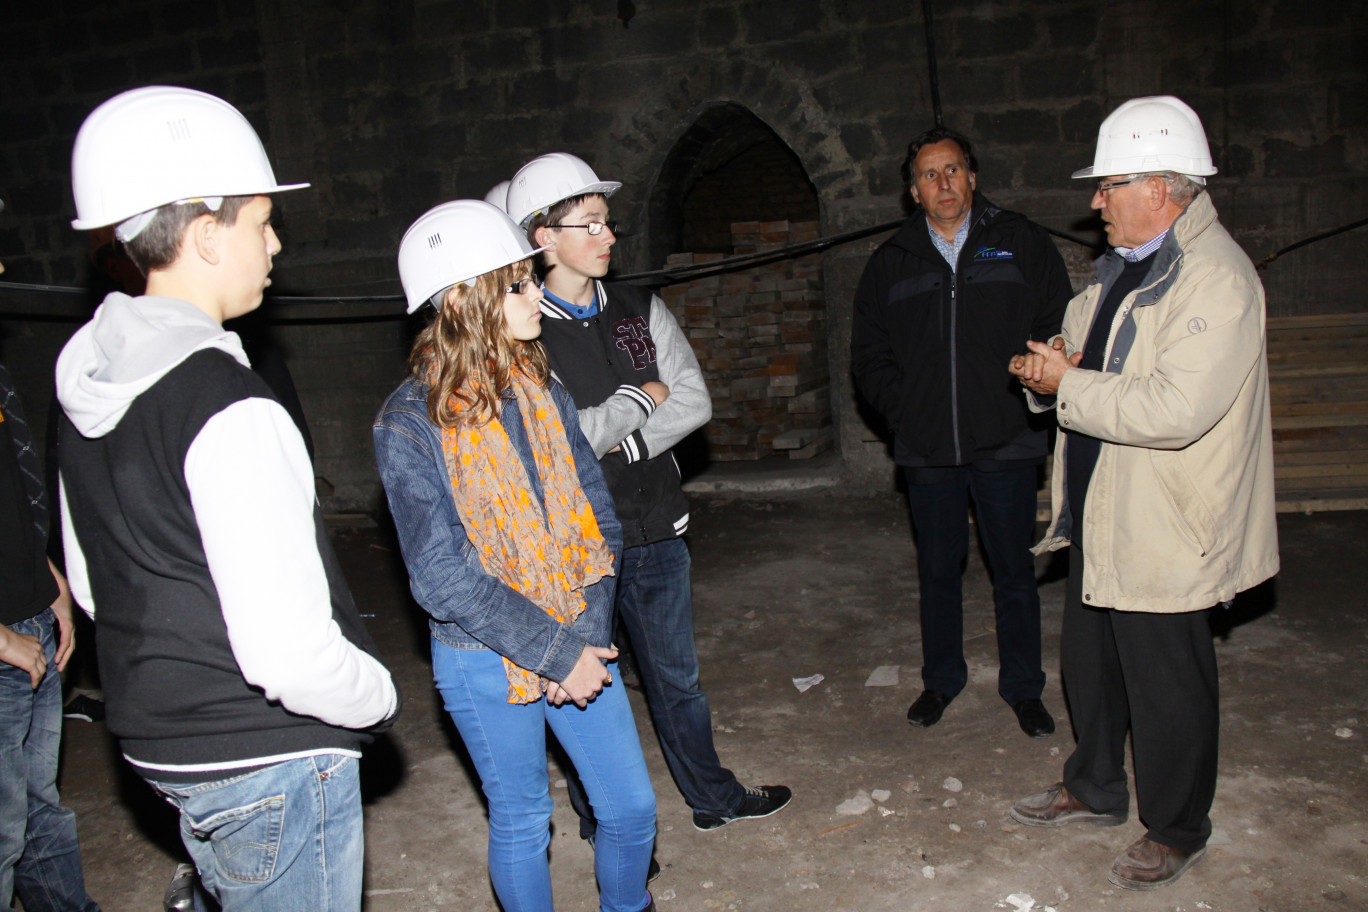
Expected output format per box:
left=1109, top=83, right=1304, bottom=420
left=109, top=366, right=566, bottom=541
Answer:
left=1156, top=172, right=1204, bottom=207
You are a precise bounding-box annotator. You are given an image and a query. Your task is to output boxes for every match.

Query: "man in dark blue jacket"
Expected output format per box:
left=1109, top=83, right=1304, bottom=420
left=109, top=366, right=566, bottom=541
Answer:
left=852, top=128, right=1071, bottom=737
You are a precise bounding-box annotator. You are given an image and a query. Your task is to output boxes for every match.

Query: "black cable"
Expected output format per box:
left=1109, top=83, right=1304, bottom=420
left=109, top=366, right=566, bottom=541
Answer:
left=924, top=0, right=943, bottom=129
left=4, top=217, right=1358, bottom=321
left=1255, top=216, right=1368, bottom=271
left=615, top=220, right=903, bottom=286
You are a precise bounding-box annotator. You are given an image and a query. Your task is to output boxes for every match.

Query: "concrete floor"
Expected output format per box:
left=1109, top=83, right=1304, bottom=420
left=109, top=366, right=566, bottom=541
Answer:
left=55, top=487, right=1367, bottom=911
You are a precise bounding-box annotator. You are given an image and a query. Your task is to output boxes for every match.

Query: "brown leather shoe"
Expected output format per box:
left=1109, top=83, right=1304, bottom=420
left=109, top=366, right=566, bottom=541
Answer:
left=1108, top=836, right=1205, bottom=890
left=1009, top=783, right=1127, bottom=827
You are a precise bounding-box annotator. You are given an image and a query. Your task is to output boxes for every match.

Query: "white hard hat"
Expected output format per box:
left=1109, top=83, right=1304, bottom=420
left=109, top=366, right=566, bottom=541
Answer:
left=506, top=152, right=621, bottom=229
left=71, top=86, right=309, bottom=239
left=483, top=180, right=511, bottom=213
left=397, top=200, right=552, bottom=314
left=1072, top=95, right=1217, bottom=183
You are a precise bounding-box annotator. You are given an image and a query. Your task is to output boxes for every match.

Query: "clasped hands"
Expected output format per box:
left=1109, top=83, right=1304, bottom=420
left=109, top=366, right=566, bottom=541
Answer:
left=1008, top=337, right=1082, bottom=396
left=541, top=643, right=618, bottom=708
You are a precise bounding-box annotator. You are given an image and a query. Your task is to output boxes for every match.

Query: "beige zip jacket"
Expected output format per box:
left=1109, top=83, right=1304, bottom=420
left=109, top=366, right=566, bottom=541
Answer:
left=1030, top=192, right=1279, bottom=613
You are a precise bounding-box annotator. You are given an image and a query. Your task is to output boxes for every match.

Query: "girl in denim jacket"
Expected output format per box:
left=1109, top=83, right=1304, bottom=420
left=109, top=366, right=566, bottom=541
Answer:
left=374, top=201, right=657, bottom=912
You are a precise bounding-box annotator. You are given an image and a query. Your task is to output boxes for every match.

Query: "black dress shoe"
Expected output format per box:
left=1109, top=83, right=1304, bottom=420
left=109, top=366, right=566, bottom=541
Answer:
left=907, top=690, right=952, bottom=727
left=1012, top=698, right=1056, bottom=738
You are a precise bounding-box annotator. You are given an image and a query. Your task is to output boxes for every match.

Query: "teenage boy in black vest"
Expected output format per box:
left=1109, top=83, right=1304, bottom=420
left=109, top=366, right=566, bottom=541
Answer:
left=506, top=153, right=793, bottom=835
left=57, top=87, right=399, bottom=912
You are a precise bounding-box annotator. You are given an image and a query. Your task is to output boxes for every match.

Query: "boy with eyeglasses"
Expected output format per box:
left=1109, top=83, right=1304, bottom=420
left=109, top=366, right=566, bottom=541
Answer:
left=505, top=153, right=792, bottom=837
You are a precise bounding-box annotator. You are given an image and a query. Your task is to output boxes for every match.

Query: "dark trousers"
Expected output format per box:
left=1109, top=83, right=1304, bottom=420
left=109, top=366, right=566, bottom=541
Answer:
left=568, top=538, right=743, bottom=836
left=1061, top=545, right=1219, bottom=854
left=903, top=461, right=1045, bottom=704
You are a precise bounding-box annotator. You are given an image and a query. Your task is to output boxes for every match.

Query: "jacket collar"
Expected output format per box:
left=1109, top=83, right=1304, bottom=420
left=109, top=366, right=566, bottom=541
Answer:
left=889, top=194, right=1003, bottom=257
left=540, top=279, right=609, bottom=320
left=1095, top=191, right=1220, bottom=298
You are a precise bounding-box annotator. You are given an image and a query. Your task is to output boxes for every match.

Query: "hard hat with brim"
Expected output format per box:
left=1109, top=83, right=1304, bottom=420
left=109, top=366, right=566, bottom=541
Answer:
left=71, top=86, right=308, bottom=233
left=398, top=200, right=553, bottom=315
left=484, top=180, right=512, bottom=214
left=1072, top=95, right=1217, bottom=182
left=507, top=152, right=621, bottom=229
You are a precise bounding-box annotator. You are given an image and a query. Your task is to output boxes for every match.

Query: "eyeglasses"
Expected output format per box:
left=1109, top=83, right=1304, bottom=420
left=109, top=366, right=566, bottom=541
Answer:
left=1096, top=175, right=1148, bottom=193
left=546, top=220, right=618, bottom=236
left=505, top=277, right=539, bottom=295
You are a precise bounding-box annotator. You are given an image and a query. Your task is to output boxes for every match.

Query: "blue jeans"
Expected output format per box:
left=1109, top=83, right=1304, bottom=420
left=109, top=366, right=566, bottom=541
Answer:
left=147, top=754, right=364, bottom=912
left=614, top=538, right=742, bottom=817
left=433, top=641, right=655, bottom=912
left=903, top=462, right=1046, bottom=705
left=0, top=608, right=99, bottom=912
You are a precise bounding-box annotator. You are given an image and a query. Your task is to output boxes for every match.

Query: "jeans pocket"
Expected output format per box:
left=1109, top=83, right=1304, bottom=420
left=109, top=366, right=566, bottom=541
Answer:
left=187, top=794, right=286, bottom=884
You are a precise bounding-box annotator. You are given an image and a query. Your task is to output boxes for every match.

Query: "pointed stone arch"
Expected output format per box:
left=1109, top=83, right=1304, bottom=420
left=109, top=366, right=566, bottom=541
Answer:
left=593, top=58, right=866, bottom=267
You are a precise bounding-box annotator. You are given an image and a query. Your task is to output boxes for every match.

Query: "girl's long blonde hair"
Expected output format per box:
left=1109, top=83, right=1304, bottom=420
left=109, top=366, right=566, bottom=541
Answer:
left=407, top=260, right=550, bottom=428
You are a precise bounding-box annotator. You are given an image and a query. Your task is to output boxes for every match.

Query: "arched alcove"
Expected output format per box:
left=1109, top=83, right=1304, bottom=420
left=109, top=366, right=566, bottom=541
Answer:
left=646, top=104, right=819, bottom=266
left=648, top=104, right=832, bottom=463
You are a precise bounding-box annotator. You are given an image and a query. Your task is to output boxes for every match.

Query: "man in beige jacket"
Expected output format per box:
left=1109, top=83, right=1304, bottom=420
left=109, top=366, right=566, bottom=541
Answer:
left=1006, top=96, right=1279, bottom=891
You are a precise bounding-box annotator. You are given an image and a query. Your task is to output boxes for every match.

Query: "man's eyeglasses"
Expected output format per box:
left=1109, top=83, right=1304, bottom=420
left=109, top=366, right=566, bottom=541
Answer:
left=1096, top=175, right=1148, bottom=193
left=546, top=221, right=618, bottom=236
left=505, top=277, right=539, bottom=294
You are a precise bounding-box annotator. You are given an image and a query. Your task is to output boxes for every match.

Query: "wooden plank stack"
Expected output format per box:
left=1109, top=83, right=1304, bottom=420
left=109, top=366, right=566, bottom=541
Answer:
left=1267, top=313, right=1368, bottom=513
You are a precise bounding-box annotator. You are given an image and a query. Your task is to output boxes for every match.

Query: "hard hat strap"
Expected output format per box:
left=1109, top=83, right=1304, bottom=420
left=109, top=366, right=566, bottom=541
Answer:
left=113, top=196, right=224, bottom=243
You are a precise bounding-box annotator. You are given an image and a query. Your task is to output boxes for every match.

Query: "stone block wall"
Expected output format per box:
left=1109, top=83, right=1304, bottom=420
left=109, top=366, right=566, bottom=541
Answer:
left=662, top=220, right=830, bottom=461
left=0, top=0, right=1363, bottom=500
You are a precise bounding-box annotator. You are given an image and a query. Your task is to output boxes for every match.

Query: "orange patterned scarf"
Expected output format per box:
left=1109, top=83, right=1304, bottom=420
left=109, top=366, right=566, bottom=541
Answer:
left=441, top=370, right=615, bottom=704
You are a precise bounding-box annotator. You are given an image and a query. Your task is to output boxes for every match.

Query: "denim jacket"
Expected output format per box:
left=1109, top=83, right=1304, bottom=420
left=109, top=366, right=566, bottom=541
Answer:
left=373, top=376, right=622, bottom=683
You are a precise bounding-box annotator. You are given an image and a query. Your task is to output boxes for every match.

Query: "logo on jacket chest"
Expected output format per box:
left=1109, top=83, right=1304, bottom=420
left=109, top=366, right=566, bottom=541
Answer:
left=973, top=245, right=1014, bottom=261
left=612, top=316, right=657, bottom=370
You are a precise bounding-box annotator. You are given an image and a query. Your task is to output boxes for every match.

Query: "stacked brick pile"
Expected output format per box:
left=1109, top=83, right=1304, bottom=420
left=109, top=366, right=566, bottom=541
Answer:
left=661, top=220, right=831, bottom=461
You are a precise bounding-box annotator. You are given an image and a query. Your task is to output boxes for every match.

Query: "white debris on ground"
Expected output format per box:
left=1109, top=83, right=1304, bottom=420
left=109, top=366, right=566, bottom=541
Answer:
left=836, top=790, right=874, bottom=815
left=942, top=776, right=963, bottom=792
left=792, top=673, right=824, bottom=693
left=921, top=865, right=936, bottom=879
left=1335, top=727, right=1353, bottom=738
left=879, top=806, right=894, bottom=817
left=942, top=798, right=958, bottom=808
left=870, top=789, right=891, bottom=802
left=864, top=665, right=900, bottom=686
left=656, top=888, right=676, bottom=901
left=948, top=823, right=961, bottom=832
left=1002, top=894, right=1034, bottom=911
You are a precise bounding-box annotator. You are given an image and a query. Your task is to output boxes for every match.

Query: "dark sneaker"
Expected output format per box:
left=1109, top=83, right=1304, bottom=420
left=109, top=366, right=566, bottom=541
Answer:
left=693, top=785, right=793, bottom=831
left=63, top=694, right=105, bottom=723
left=163, top=862, right=196, bottom=912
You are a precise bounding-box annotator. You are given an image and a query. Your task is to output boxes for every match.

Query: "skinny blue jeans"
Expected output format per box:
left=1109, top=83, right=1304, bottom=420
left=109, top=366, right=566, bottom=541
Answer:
left=0, top=608, right=99, bottom=912
left=147, top=754, right=364, bottom=912
left=433, top=640, right=655, bottom=912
